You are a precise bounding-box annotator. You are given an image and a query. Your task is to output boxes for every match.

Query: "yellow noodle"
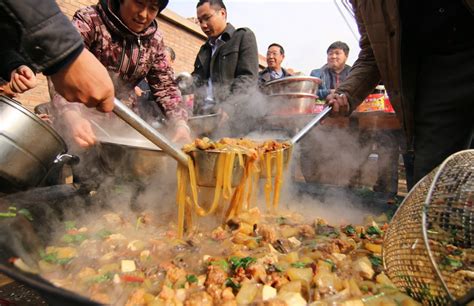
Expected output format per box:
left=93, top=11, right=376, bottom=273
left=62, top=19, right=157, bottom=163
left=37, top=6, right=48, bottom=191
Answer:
left=264, top=153, right=273, bottom=210
left=272, top=149, right=284, bottom=210
left=177, top=165, right=187, bottom=238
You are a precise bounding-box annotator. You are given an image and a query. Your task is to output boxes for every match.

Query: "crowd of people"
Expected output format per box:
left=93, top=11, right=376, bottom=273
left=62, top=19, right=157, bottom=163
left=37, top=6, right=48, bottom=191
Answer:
left=0, top=0, right=472, bottom=195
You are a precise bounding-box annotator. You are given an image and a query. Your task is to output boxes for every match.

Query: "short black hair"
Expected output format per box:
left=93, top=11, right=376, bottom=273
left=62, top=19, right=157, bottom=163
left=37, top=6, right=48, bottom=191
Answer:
left=196, top=0, right=226, bottom=10
left=327, top=41, right=349, bottom=56
left=268, top=43, right=285, bottom=55
left=164, top=46, right=176, bottom=61
left=118, top=0, right=169, bottom=13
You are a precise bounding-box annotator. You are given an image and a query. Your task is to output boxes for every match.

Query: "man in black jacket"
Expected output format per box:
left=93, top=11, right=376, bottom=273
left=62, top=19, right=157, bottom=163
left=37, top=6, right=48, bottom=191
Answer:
left=192, top=0, right=259, bottom=127
left=0, top=0, right=114, bottom=112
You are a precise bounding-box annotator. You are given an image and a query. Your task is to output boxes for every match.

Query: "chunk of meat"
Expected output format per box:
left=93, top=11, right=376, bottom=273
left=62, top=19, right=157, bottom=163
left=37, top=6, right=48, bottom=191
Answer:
left=205, top=265, right=228, bottom=287
left=258, top=224, right=276, bottom=243
left=185, top=291, right=213, bottom=306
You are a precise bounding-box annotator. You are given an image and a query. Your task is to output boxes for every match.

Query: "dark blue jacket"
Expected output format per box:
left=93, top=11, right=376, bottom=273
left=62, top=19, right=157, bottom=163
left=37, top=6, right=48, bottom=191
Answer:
left=310, top=64, right=351, bottom=99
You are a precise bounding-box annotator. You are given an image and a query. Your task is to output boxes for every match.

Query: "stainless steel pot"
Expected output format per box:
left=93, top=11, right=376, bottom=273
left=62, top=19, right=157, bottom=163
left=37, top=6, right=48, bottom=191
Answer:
left=266, top=93, right=319, bottom=116
left=262, top=76, right=321, bottom=95
left=96, top=136, right=170, bottom=179
left=188, top=113, right=221, bottom=136
left=0, top=96, right=76, bottom=191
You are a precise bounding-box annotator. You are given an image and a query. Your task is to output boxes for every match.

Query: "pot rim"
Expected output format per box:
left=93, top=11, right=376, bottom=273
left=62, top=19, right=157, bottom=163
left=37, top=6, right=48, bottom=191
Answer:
left=97, top=136, right=165, bottom=152
left=264, top=76, right=322, bottom=87
left=268, top=93, right=318, bottom=99
left=0, top=96, right=68, bottom=153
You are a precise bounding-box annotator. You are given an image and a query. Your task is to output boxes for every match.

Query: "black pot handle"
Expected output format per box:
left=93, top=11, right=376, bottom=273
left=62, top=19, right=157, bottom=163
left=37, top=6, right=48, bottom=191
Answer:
left=54, top=154, right=80, bottom=166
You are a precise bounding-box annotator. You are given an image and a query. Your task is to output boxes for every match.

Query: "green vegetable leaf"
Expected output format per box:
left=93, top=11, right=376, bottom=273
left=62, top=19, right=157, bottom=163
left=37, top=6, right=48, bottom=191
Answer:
left=17, top=208, right=33, bottom=221
left=186, top=274, right=198, bottom=283
left=95, top=229, right=112, bottom=239
left=366, top=225, right=383, bottom=236
left=343, top=225, right=356, bottom=235
left=229, top=256, right=256, bottom=271
left=88, top=272, right=113, bottom=284
left=440, top=256, right=463, bottom=270
left=369, top=254, right=383, bottom=267
left=225, top=278, right=241, bottom=290
left=40, top=251, right=73, bottom=265
left=323, top=259, right=337, bottom=272
left=64, top=221, right=76, bottom=230
left=61, top=233, right=87, bottom=244
left=290, top=262, right=307, bottom=268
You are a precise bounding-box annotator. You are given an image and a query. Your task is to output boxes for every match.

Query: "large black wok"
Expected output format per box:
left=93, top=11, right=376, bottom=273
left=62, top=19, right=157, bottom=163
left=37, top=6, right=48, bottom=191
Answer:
left=0, top=182, right=398, bottom=306
left=0, top=185, right=103, bottom=306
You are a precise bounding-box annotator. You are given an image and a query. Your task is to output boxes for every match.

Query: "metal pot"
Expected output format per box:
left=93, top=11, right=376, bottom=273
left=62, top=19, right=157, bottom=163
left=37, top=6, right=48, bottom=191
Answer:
left=96, top=136, right=170, bottom=179
left=266, top=93, right=319, bottom=116
left=262, top=76, right=321, bottom=95
left=188, top=113, right=221, bottom=136
left=0, top=96, right=77, bottom=192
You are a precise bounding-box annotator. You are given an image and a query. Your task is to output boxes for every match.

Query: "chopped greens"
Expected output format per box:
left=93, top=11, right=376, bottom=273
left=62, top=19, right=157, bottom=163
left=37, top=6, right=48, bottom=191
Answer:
left=64, top=221, right=76, bottom=230
left=40, top=251, right=73, bottom=265
left=440, top=256, right=463, bottom=270
left=343, top=225, right=356, bottom=235
left=95, top=229, right=112, bottom=239
left=62, top=233, right=88, bottom=244
left=225, top=278, right=241, bottom=290
left=366, top=225, right=383, bottom=236
left=290, top=262, right=307, bottom=268
left=369, top=254, right=383, bottom=267
left=229, top=256, right=256, bottom=271
left=186, top=274, right=198, bottom=283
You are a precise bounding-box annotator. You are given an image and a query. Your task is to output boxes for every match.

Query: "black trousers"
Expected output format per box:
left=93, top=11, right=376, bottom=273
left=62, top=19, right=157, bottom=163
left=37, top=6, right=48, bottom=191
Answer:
left=413, top=48, right=474, bottom=183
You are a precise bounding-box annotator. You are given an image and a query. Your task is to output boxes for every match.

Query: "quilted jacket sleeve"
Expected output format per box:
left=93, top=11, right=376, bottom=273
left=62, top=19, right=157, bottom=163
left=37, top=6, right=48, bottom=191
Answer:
left=0, top=0, right=84, bottom=77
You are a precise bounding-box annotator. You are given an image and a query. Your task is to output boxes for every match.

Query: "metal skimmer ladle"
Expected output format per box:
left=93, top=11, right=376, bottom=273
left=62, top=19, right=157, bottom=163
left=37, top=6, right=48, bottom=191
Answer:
left=113, top=98, right=332, bottom=186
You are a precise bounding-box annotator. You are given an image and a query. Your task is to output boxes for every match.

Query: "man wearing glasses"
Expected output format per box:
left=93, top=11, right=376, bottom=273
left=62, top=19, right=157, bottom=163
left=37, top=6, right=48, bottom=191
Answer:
left=258, top=43, right=293, bottom=86
left=192, top=0, right=259, bottom=130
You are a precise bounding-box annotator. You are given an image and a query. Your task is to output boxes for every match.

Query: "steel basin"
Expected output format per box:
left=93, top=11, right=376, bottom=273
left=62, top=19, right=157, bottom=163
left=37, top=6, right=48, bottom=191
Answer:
left=188, top=113, right=221, bottom=136
left=266, top=93, right=318, bottom=116
left=0, top=96, right=69, bottom=191
left=262, top=76, right=321, bottom=95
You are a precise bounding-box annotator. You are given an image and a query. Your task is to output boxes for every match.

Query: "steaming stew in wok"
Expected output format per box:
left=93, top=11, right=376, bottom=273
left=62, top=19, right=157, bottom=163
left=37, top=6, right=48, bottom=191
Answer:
left=15, top=208, right=423, bottom=305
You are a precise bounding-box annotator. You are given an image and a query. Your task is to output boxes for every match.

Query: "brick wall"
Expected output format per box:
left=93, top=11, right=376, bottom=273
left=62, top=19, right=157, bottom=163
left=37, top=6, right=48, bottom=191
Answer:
left=16, top=2, right=207, bottom=110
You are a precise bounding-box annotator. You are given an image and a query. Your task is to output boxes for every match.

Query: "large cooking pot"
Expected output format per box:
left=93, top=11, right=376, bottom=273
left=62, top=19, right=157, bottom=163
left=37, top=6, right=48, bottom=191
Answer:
left=0, top=96, right=77, bottom=192
left=96, top=136, right=171, bottom=180
left=262, top=76, right=321, bottom=95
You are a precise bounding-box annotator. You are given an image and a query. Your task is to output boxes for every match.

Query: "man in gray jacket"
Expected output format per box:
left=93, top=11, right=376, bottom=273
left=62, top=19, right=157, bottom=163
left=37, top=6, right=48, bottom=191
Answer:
left=0, top=0, right=114, bottom=112
left=192, top=0, right=259, bottom=126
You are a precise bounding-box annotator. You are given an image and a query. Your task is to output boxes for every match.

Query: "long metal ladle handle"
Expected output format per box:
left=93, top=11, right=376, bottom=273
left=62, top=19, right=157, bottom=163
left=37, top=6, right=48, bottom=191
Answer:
left=112, top=98, right=189, bottom=167
left=290, top=106, right=332, bottom=144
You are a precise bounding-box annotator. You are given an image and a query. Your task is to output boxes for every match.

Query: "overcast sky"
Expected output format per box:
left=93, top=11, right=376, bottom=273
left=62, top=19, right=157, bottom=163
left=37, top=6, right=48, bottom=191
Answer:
left=166, top=0, right=361, bottom=74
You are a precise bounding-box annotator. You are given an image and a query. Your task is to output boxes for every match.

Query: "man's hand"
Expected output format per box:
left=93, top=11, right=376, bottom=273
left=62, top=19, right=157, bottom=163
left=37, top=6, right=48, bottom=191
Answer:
left=63, top=111, right=96, bottom=148
left=50, top=48, right=115, bottom=113
left=326, top=92, right=350, bottom=117
left=10, top=65, right=37, bottom=93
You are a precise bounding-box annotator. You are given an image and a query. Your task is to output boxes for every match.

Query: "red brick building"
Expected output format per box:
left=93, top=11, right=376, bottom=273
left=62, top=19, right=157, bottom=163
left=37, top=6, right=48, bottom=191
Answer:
left=16, top=1, right=266, bottom=111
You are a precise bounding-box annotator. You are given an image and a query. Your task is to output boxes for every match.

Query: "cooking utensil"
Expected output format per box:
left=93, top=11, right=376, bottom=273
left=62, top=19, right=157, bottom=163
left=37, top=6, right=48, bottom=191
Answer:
left=0, top=96, right=77, bottom=192
left=188, top=113, right=221, bottom=136
left=112, top=98, right=188, bottom=167
left=262, top=76, right=321, bottom=95
left=190, top=106, right=332, bottom=185
left=266, top=93, right=319, bottom=116
left=383, top=149, right=474, bottom=304
left=96, top=136, right=169, bottom=178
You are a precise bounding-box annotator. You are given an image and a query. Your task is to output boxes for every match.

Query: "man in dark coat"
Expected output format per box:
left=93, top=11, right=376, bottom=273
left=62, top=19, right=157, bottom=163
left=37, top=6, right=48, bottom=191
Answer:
left=192, top=0, right=259, bottom=125
left=0, top=0, right=114, bottom=111
left=327, top=0, right=474, bottom=186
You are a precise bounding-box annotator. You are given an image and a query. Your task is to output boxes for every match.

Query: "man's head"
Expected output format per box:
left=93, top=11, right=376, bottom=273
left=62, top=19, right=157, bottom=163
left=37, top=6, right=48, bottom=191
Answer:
left=196, top=0, right=227, bottom=39
left=326, top=41, right=349, bottom=72
left=266, top=43, right=285, bottom=71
